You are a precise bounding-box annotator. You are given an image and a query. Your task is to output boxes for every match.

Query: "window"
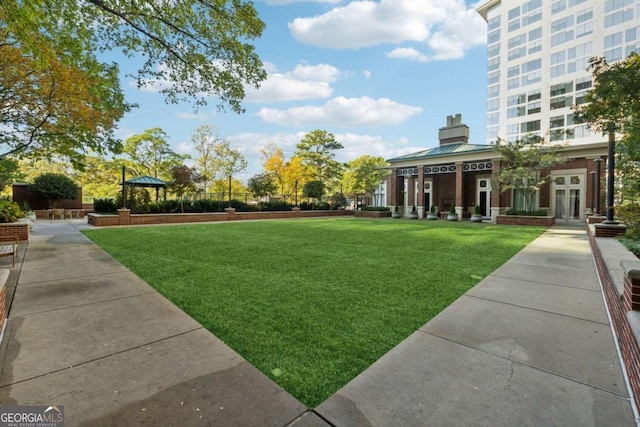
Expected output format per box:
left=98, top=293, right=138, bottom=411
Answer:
left=508, top=78, right=520, bottom=89
left=487, top=126, right=500, bottom=139
left=488, top=57, right=500, bottom=71
left=522, top=71, right=542, bottom=86
left=605, top=47, right=623, bottom=61
left=576, top=21, right=593, bottom=38
left=522, top=0, right=542, bottom=14
left=605, top=32, right=623, bottom=49
left=550, top=82, right=573, bottom=96
left=488, top=15, right=501, bottom=31
left=488, top=71, right=500, bottom=85
left=550, top=115, right=565, bottom=128
left=487, top=112, right=499, bottom=126
left=508, top=65, right=520, bottom=78
left=529, top=27, right=542, bottom=40
left=551, top=64, right=566, bottom=78
left=488, top=29, right=501, bottom=45
left=507, top=124, right=520, bottom=135
left=574, top=125, right=591, bottom=138
left=509, top=20, right=521, bottom=32
left=508, top=93, right=526, bottom=106
left=575, top=76, right=592, bottom=91
left=488, top=98, right=499, bottom=112
left=523, top=11, right=542, bottom=26
left=552, top=30, right=574, bottom=46
left=508, top=34, right=527, bottom=48
left=605, top=9, right=634, bottom=28
left=528, top=89, right=541, bottom=101
left=552, top=0, right=566, bottom=14
left=514, top=187, right=539, bottom=211
left=522, top=58, right=541, bottom=73
left=508, top=7, right=521, bottom=20
left=551, top=16, right=574, bottom=33
left=488, top=44, right=500, bottom=58
left=550, top=95, right=573, bottom=109
left=508, top=106, right=526, bottom=117
left=488, top=85, right=500, bottom=98
left=521, top=120, right=541, bottom=132
left=509, top=47, right=527, bottom=60
left=528, top=101, right=541, bottom=114
left=529, top=40, right=542, bottom=54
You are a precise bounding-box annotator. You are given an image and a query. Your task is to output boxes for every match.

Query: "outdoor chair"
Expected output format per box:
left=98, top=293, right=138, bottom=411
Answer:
left=51, top=208, right=64, bottom=219
left=0, top=236, right=18, bottom=267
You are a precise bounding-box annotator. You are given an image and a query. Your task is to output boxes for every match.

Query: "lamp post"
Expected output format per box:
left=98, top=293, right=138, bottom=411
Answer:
left=228, top=175, right=232, bottom=206
left=602, top=131, right=618, bottom=224
left=594, top=157, right=602, bottom=216
left=121, top=166, right=126, bottom=209
left=590, top=169, right=596, bottom=213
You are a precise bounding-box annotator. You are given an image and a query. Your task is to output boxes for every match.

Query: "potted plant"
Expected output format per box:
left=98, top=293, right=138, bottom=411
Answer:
left=447, top=203, right=458, bottom=221
left=471, top=204, right=483, bottom=222
left=22, top=202, right=36, bottom=222
left=392, top=204, right=401, bottom=218
left=409, top=205, right=419, bottom=219
left=427, top=204, right=438, bottom=220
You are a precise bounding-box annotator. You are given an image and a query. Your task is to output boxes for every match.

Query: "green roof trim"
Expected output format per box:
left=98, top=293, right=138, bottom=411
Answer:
left=124, top=175, right=167, bottom=187
left=387, top=143, right=495, bottom=163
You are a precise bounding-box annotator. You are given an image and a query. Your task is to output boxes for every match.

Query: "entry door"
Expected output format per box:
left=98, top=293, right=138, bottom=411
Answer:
left=477, top=177, right=492, bottom=218
left=552, top=172, right=585, bottom=222
left=424, top=180, right=433, bottom=212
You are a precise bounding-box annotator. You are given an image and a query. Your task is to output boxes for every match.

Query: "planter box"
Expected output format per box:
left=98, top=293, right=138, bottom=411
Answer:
left=354, top=210, right=391, bottom=218
left=0, top=221, right=30, bottom=241
left=496, top=215, right=555, bottom=227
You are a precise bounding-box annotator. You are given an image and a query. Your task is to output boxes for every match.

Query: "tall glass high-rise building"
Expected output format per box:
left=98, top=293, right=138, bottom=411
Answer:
left=477, top=0, right=640, bottom=145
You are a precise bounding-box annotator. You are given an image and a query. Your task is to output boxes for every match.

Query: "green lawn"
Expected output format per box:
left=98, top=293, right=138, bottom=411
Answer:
left=83, top=218, right=544, bottom=407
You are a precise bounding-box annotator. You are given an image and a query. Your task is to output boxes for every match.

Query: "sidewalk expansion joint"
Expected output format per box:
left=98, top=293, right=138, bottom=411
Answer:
left=464, top=294, right=611, bottom=326
left=0, top=326, right=204, bottom=389
left=419, top=329, right=631, bottom=400
left=490, top=273, right=603, bottom=293
left=13, top=268, right=132, bottom=287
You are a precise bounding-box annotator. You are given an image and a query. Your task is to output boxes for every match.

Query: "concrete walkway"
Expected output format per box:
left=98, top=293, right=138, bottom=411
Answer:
left=0, top=220, right=636, bottom=426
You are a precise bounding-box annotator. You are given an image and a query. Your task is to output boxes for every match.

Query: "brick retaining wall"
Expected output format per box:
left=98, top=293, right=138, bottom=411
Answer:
left=0, top=222, right=29, bottom=241
left=496, top=215, right=555, bottom=226
left=87, top=209, right=354, bottom=227
left=587, top=226, right=640, bottom=411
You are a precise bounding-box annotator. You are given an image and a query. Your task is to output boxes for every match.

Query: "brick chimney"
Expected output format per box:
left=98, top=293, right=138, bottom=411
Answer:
left=438, top=113, right=469, bottom=146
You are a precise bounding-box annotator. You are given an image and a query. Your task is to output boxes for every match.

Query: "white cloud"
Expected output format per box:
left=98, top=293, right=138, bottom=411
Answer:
left=244, top=63, right=341, bottom=103
left=289, top=0, right=486, bottom=61
left=175, top=112, right=211, bottom=121
left=386, top=47, right=429, bottom=62
left=256, top=96, right=422, bottom=127
left=363, top=70, right=372, bottom=79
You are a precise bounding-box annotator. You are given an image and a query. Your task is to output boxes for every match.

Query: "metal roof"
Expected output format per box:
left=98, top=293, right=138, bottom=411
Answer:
left=124, top=175, right=167, bottom=187
left=387, top=143, right=495, bottom=163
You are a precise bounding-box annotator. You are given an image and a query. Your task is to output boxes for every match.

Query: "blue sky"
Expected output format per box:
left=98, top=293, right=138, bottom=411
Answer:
left=113, top=0, right=489, bottom=181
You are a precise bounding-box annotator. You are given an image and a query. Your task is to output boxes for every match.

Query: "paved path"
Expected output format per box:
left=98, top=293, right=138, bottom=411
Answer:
left=0, top=220, right=636, bottom=426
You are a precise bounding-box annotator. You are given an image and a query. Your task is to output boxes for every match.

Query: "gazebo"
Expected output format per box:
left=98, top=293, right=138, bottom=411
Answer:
left=122, top=175, right=167, bottom=205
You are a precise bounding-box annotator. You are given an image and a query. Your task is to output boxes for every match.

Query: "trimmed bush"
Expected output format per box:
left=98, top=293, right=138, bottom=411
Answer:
left=505, top=209, right=549, bottom=216
left=361, top=206, right=390, bottom=212
left=0, top=200, right=22, bottom=223
left=258, top=201, right=292, bottom=211
left=94, top=198, right=118, bottom=213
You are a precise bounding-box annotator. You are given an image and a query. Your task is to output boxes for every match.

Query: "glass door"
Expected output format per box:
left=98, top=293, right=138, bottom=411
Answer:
left=477, top=177, right=492, bottom=218
left=552, top=173, right=584, bottom=222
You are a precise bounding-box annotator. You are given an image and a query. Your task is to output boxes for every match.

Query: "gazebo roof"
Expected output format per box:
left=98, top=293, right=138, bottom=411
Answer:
left=124, top=175, right=167, bottom=187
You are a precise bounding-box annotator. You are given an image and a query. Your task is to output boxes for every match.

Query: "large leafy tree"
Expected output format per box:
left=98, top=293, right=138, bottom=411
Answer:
left=30, top=173, right=79, bottom=209
left=123, top=128, right=184, bottom=179
left=346, top=155, right=389, bottom=204
left=1, top=0, right=266, bottom=113
left=0, top=26, right=128, bottom=165
left=295, top=130, right=344, bottom=192
left=574, top=54, right=640, bottom=235
left=247, top=173, right=277, bottom=202
left=492, top=137, right=566, bottom=214
left=168, top=165, right=202, bottom=213
left=191, top=125, right=222, bottom=194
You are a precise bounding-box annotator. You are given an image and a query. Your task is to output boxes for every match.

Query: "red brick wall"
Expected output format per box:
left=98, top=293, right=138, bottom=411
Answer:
left=588, top=226, right=640, bottom=411
left=0, top=223, right=29, bottom=241
left=13, top=184, right=83, bottom=210
left=87, top=210, right=354, bottom=227
left=595, top=224, right=627, bottom=238
left=496, top=215, right=555, bottom=226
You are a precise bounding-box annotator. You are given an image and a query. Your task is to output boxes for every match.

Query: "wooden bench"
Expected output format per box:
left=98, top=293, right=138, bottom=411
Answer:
left=0, top=237, right=18, bottom=267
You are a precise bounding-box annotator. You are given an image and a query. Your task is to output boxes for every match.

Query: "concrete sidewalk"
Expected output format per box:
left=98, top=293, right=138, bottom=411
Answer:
left=0, top=220, right=636, bottom=426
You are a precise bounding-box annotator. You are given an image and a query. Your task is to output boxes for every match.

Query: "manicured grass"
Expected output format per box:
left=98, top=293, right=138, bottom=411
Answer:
left=83, top=218, right=544, bottom=407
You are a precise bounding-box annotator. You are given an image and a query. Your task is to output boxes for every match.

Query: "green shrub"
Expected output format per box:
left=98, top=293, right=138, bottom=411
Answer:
left=0, top=200, right=22, bottom=223
left=506, top=209, right=548, bottom=216
left=258, top=201, right=292, bottom=211
left=93, top=198, right=117, bottom=213
left=619, top=237, right=640, bottom=258
left=619, top=204, right=640, bottom=239
left=361, top=206, right=390, bottom=212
